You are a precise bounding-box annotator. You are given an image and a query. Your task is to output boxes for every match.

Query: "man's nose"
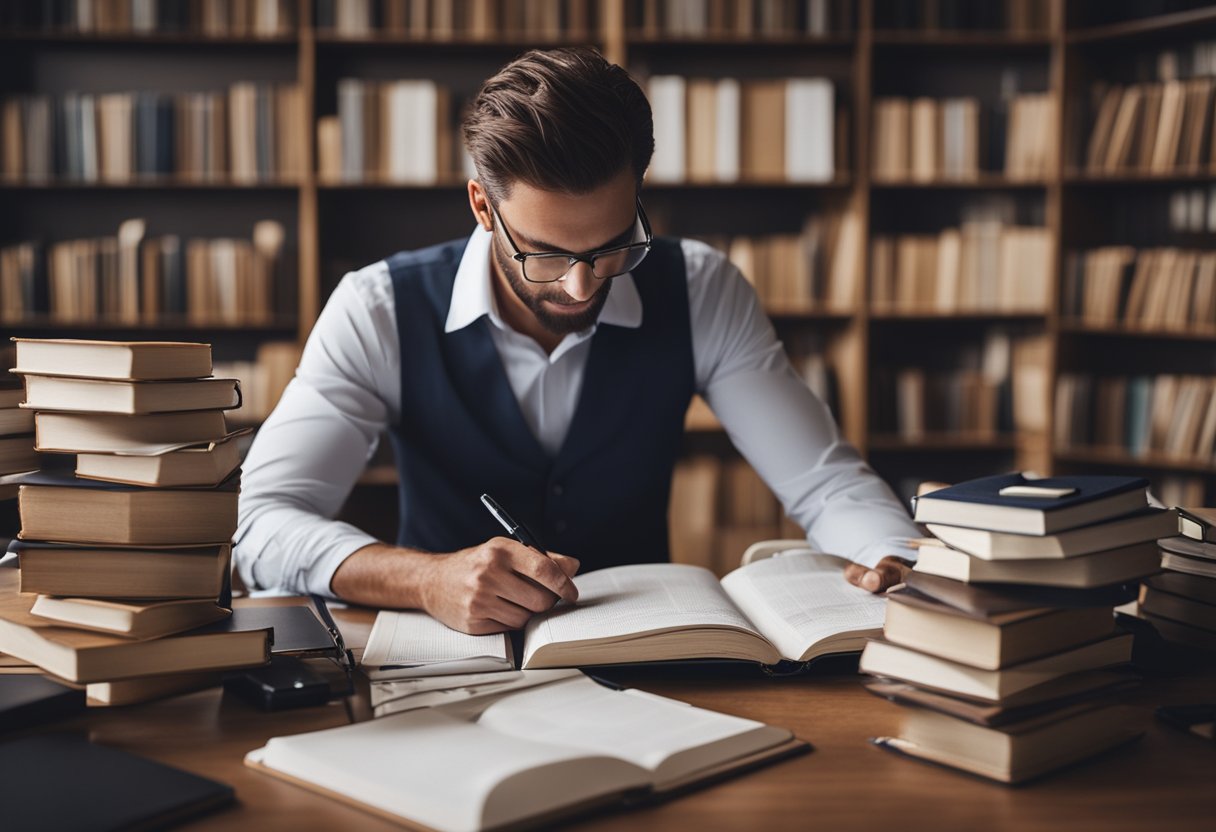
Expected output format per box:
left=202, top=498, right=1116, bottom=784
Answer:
left=560, top=261, right=597, bottom=302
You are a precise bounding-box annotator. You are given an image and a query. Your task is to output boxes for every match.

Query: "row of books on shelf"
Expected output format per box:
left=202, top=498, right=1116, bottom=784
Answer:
left=648, top=76, right=840, bottom=184
left=871, top=332, right=1049, bottom=440
left=1054, top=373, right=1216, bottom=463
left=695, top=213, right=859, bottom=312
left=1062, top=246, right=1216, bottom=332
left=0, top=220, right=293, bottom=326
left=669, top=455, right=801, bottom=577
left=319, top=78, right=458, bottom=185
left=1084, top=75, right=1216, bottom=176
left=869, top=223, right=1051, bottom=314
left=1, top=85, right=305, bottom=184
left=632, top=0, right=852, bottom=37
left=214, top=340, right=300, bottom=424
left=873, top=0, right=1051, bottom=33
left=0, top=0, right=296, bottom=36
left=317, top=0, right=598, bottom=38
left=871, top=92, right=1054, bottom=182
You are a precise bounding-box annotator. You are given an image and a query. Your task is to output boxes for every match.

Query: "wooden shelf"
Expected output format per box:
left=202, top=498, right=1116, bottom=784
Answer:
left=1063, top=171, right=1216, bottom=186
left=625, top=32, right=854, bottom=48
left=871, top=176, right=1049, bottom=190
left=869, top=310, right=1048, bottom=322
left=314, top=33, right=600, bottom=49
left=10, top=317, right=299, bottom=333
left=317, top=179, right=467, bottom=191
left=1054, top=447, right=1216, bottom=476
left=871, top=31, right=1053, bottom=48
left=764, top=307, right=855, bottom=321
left=0, top=31, right=298, bottom=46
left=868, top=434, right=1019, bottom=452
left=0, top=179, right=303, bottom=191
left=1066, top=7, right=1216, bottom=45
left=1057, top=322, right=1216, bottom=342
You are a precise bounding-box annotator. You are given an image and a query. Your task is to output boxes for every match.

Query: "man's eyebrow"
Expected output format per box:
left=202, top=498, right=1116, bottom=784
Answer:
left=516, top=220, right=636, bottom=254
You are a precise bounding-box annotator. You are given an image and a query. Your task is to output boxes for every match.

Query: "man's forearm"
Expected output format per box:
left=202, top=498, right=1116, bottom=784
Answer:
left=329, top=542, right=438, bottom=609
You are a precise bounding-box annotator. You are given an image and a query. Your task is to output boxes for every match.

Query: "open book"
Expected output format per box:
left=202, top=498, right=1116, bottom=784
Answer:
left=246, top=675, right=805, bottom=832
left=361, top=552, right=887, bottom=678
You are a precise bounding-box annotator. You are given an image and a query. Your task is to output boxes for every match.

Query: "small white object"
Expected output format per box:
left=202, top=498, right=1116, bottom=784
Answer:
left=998, top=485, right=1078, bottom=499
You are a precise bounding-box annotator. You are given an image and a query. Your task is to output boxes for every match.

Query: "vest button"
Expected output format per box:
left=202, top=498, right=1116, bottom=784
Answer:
left=554, top=520, right=568, bottom=533
left=552, top=484, right=564, bottom=497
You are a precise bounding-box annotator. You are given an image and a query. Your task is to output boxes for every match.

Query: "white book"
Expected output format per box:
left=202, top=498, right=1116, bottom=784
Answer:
left=247, top=675, right=801, bottom=832
left=385, top=82, right=412, bottom=183
left=785, top=78, right=834, bottom=182
left=370, top=668, right=582, bottom=717
left=411, top=81, right=440, bottom=185
left=714, top=78, right=741, bottom=182
left=361, top=610, right=514, bottom=680
left=926, top=508, right=1178, bottom=560
left=649, top=76, right=686, bottom=182
left=338, top=79, right=363, bottom=182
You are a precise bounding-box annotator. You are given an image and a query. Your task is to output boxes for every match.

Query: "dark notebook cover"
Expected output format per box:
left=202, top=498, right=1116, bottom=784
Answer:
left=0, top=675, right=85, bottom=732
left=0, top=733, right=233, bottom=831
left=213, top=606, right=337, bottom=656
left=904, top=570, right=1140, bottom=614
left=913, top=473, right=1148, bottom=512
left=14, top=468, right=241, bottom=493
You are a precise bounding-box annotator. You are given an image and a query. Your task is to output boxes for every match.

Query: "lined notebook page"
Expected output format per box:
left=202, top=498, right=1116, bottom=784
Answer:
left=476, top=676, right=788, bottom=784
left=361, top=610, right=510, bottom=667
left=521, top=564, right=762, bottom=664
left=720, top=552, right=887, bottom=661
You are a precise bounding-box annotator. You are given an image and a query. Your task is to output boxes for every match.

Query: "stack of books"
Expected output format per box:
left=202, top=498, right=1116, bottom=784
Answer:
left=0, top=339, right=268, bottom=704
left=861, top=472, right=1175, bottom=783
left=1142, top=508, right=1216, bottom=652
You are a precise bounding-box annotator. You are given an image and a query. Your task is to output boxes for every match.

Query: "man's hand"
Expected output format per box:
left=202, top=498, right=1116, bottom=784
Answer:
left=419, top=537, right=580, bottom=634
left=844, top=555, right=914, bottom=594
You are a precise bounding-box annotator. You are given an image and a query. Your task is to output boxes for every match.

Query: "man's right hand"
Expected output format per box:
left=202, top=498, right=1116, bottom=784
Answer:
left=419, top=537, right=580, bottom=634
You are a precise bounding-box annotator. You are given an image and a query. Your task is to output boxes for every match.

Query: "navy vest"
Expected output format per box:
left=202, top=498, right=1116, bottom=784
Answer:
left=385, top=235, right=695, bottom=570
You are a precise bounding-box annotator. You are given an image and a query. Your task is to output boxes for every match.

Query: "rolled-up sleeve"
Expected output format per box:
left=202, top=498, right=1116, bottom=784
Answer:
left=234, top=262, right=400, bottom=596
left=685, top=239, right=920, bottom=568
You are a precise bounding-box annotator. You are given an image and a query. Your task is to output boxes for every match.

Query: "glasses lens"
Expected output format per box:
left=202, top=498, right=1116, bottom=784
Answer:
left=522, top=255, right=575, bottom=283
left=592, top=245, right=649, bottom=279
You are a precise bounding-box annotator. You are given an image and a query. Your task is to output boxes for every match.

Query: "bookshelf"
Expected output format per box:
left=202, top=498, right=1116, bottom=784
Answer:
left=3, top=0, right=1216, bottom=563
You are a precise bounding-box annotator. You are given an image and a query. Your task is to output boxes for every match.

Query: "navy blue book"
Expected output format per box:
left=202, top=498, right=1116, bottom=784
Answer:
left=912, top=473, right=1149, bottom=535
left=1, top=733, right=234, bottom=830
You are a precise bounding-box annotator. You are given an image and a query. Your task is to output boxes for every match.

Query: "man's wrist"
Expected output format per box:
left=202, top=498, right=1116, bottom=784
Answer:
left=329, top=542, right=439, bottom=610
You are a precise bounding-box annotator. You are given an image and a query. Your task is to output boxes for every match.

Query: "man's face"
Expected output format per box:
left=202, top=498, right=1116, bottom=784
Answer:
left=487, top=170, right=639, bottom=337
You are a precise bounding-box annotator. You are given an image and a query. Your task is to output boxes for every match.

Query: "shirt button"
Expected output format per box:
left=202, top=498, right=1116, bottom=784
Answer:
left=552, top=484, right=564, bottom=497
left=554, top=520, right=568, bottom=533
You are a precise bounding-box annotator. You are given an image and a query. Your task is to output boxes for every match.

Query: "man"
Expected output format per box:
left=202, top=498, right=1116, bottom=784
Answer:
left=235, top=47, right=918, bottom=634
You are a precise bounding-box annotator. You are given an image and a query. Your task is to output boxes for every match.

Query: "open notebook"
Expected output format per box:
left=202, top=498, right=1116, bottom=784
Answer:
left=246, top=675, right=806, bottom=832
left=360, top=552, right=887, bottom=678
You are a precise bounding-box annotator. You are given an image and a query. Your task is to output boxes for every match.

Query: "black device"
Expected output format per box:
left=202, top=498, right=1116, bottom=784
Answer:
left=223, top=594, right=355, bottom=714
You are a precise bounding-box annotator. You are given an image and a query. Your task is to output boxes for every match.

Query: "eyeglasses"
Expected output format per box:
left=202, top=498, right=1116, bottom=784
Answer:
left=490, top=197, right=652, bottom=284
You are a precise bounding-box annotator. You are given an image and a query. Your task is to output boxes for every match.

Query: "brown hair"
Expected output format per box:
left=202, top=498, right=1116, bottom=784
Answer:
left=462, top=47, right=654, bottom=202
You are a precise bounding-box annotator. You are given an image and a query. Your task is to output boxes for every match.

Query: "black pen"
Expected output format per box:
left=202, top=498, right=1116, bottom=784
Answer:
left=480, top=493, right=548, bottom=555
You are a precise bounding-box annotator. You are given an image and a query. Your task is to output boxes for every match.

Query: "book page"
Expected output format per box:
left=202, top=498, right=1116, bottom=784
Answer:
left=361, top=610, right=509, bottom=671
left=521, top=564, right=766, bottom=665
left=720, top=552, right=887, bottom=661
left=251, top=706, right=649, bottom=832
left=475, top=676, right=790, bottom=787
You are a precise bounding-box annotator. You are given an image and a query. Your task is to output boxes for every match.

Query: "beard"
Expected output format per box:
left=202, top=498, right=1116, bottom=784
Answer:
left=493, top=236, right=612, bottom=336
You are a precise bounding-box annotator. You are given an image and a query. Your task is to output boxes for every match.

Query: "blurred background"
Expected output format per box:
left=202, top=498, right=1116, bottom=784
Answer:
left=2, top=0, right=1215, bottom=573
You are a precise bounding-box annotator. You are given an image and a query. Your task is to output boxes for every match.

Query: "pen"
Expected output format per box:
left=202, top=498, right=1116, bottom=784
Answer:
left=480, top=493, right=548, bottom=555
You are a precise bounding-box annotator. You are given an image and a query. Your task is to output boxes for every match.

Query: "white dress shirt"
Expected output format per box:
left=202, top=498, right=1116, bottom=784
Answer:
left=234, top=227, right=920, bottom=595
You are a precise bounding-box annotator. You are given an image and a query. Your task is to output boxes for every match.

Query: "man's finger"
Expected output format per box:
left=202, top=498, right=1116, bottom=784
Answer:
left=549, top=552, right=581, bottom=578
left=493, top=571, right=561, bottom=614
left=843, top=562, right=869, bottom=588
left=507, top=545, right=579, bottom=603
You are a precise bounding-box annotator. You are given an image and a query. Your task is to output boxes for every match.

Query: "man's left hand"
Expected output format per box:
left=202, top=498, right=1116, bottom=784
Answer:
left=844, top=555, right=914, bottom=594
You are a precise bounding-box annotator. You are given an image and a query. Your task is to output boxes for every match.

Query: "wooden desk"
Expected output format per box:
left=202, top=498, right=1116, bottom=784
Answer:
left=38, top=603, right=1216, bottom=832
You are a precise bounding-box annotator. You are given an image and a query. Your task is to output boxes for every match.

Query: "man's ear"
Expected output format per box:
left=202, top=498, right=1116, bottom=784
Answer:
left=467, top=180, right=493, bottom=232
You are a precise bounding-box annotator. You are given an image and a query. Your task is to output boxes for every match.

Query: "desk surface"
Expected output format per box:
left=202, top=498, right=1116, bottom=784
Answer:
left=34, top=601, right=1216, bottom=832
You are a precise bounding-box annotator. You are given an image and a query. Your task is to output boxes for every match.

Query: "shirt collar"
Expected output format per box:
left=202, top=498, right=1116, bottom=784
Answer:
left=444, top=226, right=643, bottom=334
